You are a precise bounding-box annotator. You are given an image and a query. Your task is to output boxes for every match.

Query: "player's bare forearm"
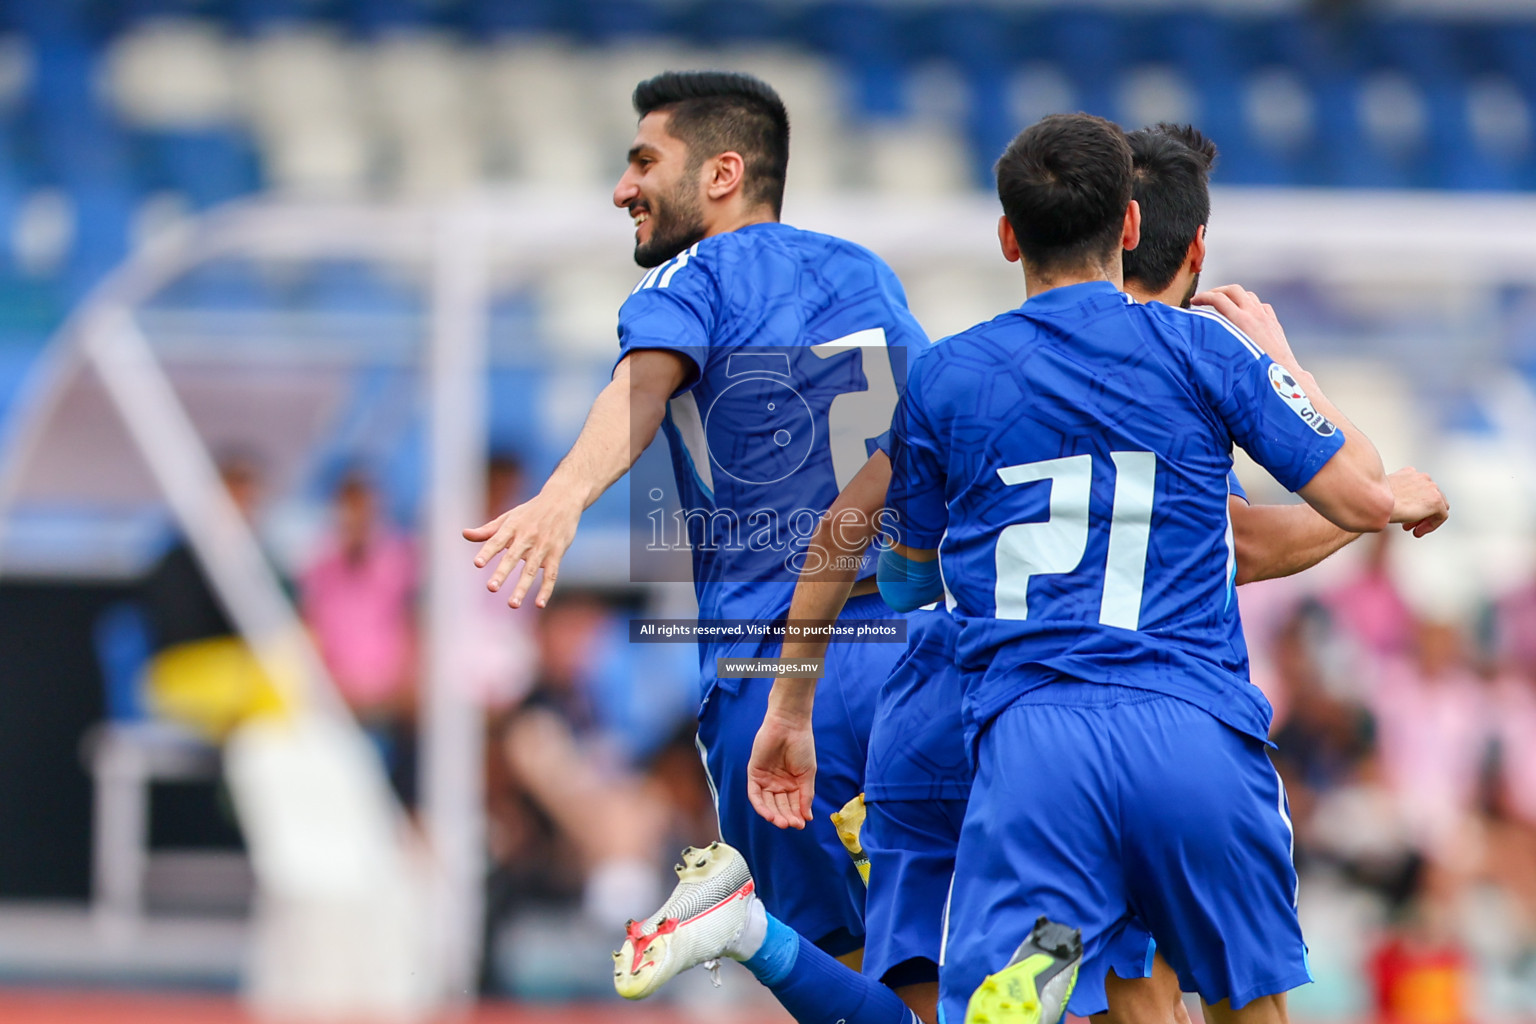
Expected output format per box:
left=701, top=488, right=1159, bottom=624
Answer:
left=1232, top=500, right=1355, bottom=586
left=1292, top=382, right=1393, bottom=533
left=546, top=352, right=680, bottom=509
left=779, top=453, right=893, bottom=663
left=1234, top=466, right=1447, bottom=585
left=756, top=454, right=892, bottom=829
left=767, top=453, right=892, bottom=737
left=464, top=350, right=686, bottom=608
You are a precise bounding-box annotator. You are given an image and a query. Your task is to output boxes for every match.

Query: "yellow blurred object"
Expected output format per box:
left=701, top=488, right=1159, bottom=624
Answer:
left=145, top=636, right=291, bottom=740
left=830, top=792, right=871, bottom=886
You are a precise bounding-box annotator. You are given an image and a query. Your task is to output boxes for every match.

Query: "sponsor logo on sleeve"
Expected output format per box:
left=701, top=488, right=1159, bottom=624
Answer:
left=1268, top=362, right=1336, bottom=437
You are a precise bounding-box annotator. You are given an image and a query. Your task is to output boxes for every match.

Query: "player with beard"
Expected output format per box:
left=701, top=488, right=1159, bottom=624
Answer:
left=466, top=71, right=935, bottom=1024
left=746, top=122, right=1448, bottom=1024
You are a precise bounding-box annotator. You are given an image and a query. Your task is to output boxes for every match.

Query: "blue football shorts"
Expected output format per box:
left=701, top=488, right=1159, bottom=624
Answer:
left=862, top=608, right=972, bottom=986
left=695, top=591, right=906, bottom=955
left=939, top=683, right=1310, bottom=1020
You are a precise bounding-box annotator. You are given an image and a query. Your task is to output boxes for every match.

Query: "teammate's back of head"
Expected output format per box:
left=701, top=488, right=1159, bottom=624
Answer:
left=994, top=113, right=1133, bottom=278
left=1124, top=123, right=1218, bottom=303
left=633, top=71, right=790, bottom=217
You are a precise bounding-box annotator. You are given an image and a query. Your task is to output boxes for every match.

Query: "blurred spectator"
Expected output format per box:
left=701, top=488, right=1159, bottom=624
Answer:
left=140, top=452, right=287, bottom=738
left=1368, top=911, right=1473, bottom=1024
left=1237, top=573, right=1310, bottom=727
left=299, top=468, right=418, bottom=804
left=1271, top=602, right=1417, bottom=906
left=493, top=594, right=667, bottom=922
left=480, top=587, right=712, bottom=991
left=1493, top=569, right=1536, bottom=683
left=1371, top=617, right=1536, bottom=965
left=1326, top=532, right=1415, bottom=662
left=1491, top=666, right=1536, bottom=828
left=1271, top=602, right=1375, bottom=816
left=1367, top=620, right=1488, bottom=868
left=466, top=453, right=538, bottom=711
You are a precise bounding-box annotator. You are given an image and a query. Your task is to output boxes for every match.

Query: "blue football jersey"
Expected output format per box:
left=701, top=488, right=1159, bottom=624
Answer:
left=886, top=282, right=1345, bottom=742
left=618, top=223, right=930, bottom=625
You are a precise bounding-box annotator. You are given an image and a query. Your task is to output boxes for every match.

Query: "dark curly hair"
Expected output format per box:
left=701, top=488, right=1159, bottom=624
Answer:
left=633, top=71, right=790, bottom=216
left=995, top=113, right=1134, bottom=276
left=1123, top=123, right=1219, bottom=297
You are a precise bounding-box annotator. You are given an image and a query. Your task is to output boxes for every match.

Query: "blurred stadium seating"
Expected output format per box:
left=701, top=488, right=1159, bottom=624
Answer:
left=0, top=0, right=1531, bottom=558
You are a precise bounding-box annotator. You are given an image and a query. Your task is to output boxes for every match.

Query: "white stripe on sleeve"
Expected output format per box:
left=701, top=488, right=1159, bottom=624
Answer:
left=1178, top=305, right=1265, bottom=360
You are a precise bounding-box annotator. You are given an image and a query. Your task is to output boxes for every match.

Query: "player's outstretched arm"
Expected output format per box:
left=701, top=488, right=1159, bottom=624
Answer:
left=748, top=452, right=892, bottom=831
left=463, top=350, right=688, bottom=608
left=1193, top=285, right=1394, bottom=533
left=1232, top=467, right=1449, bottom=584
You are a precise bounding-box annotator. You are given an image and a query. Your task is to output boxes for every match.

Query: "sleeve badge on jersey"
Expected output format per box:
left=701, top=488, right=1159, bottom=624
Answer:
left=1268, top=362, right=1337, bottom=437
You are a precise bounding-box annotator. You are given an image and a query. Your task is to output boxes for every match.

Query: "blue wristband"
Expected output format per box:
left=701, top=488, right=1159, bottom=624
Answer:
left=876, top=545, right=943, bottom=612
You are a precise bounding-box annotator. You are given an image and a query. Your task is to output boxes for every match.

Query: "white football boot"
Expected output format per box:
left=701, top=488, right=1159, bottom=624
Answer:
left=612, top=841, right=758, bottom=999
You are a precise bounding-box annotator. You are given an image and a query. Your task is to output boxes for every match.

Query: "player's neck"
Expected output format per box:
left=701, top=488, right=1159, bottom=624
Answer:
left=1125, top=283, right=1179, bottom=305
left=703, top=205, right=778, bottom=238
left=1126, top=265, right=1196, bottom=307
left=1022, top=262, right=1123, bottom=300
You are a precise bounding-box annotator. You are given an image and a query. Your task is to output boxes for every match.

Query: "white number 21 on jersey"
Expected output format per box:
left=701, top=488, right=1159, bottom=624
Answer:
left=994, top=451, right=1157, bottom=630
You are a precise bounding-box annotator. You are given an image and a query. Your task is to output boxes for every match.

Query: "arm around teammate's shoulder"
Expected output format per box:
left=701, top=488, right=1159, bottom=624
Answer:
left=1192, top=286, right=1393, bottom=534
left=1292, top=381, right=1394, bottom=534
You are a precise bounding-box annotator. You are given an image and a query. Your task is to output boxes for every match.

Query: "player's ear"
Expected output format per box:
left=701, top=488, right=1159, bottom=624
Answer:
left=1121, top=199, right=1141, bottom=252
left=997, top=216, right=1021, bottom=263
left=706, top=151, right=746, bottom=202
left=1187, top=223, right=1207, bottom=275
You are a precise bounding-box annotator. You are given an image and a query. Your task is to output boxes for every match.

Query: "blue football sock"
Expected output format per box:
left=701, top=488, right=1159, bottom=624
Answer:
left=741, top=913, right=918, bottom=1024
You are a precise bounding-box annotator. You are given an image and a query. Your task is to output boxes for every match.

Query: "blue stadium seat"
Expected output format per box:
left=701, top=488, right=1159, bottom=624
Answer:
left=1367, top=17, right=1459, bottom=81
left=1422, top=81, right=1510, bottom=191
left=801, top=2, right=907, bottom=119
left=93, top=603, right=154, bottom=722
left=684, top=0, right=785, bottom=47
left=465, top=0, right=566, bottom=37
left=303, top=261, right=421, bottom=317
left=347, top=0, right=442, bottom=36
left=571, top=0, right=671, bottom=43
left=3, top=0, right=97, bottom=41
left=146, top=130, right=262, bottom=209
left=1038, top=8, right=1124, bottom=121
left=1151, top=12, right=1271, bottom=183
left=0, top=336, right=44, bottom=422
left=153, top=260, right=279, bottom=311
left=918, top=4, right=1010, bottom=186
left=227, top=0, right=333, bottom=33
left=1306, top=74, right=1398, bottom=188
left=64, top=183, right=136, bottom=295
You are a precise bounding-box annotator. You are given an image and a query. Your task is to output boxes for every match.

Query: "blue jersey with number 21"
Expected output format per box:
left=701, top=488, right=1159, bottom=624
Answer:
left=618, top=222, right=929, bottom=626
left=887, top=282, right=1345, bottom=743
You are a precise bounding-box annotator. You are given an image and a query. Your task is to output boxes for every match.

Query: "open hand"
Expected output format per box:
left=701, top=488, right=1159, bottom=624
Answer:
left=463, top=489, right=583, bottom=608
left=1191, top=284, right=1300, bottom=370
left=747, top=707, right=818, bottom=830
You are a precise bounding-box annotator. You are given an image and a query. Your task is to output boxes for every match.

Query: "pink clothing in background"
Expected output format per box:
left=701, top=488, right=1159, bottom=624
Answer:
left=1367, top=655, right=1489, bottom=856
left=1492, top=673, right=1536, bottom=827
left=1495, top=582, right=1536, bottom=678
left=1326, top=569, right=1414, bottom=659
left=301, top=533, right=418, bottom=707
